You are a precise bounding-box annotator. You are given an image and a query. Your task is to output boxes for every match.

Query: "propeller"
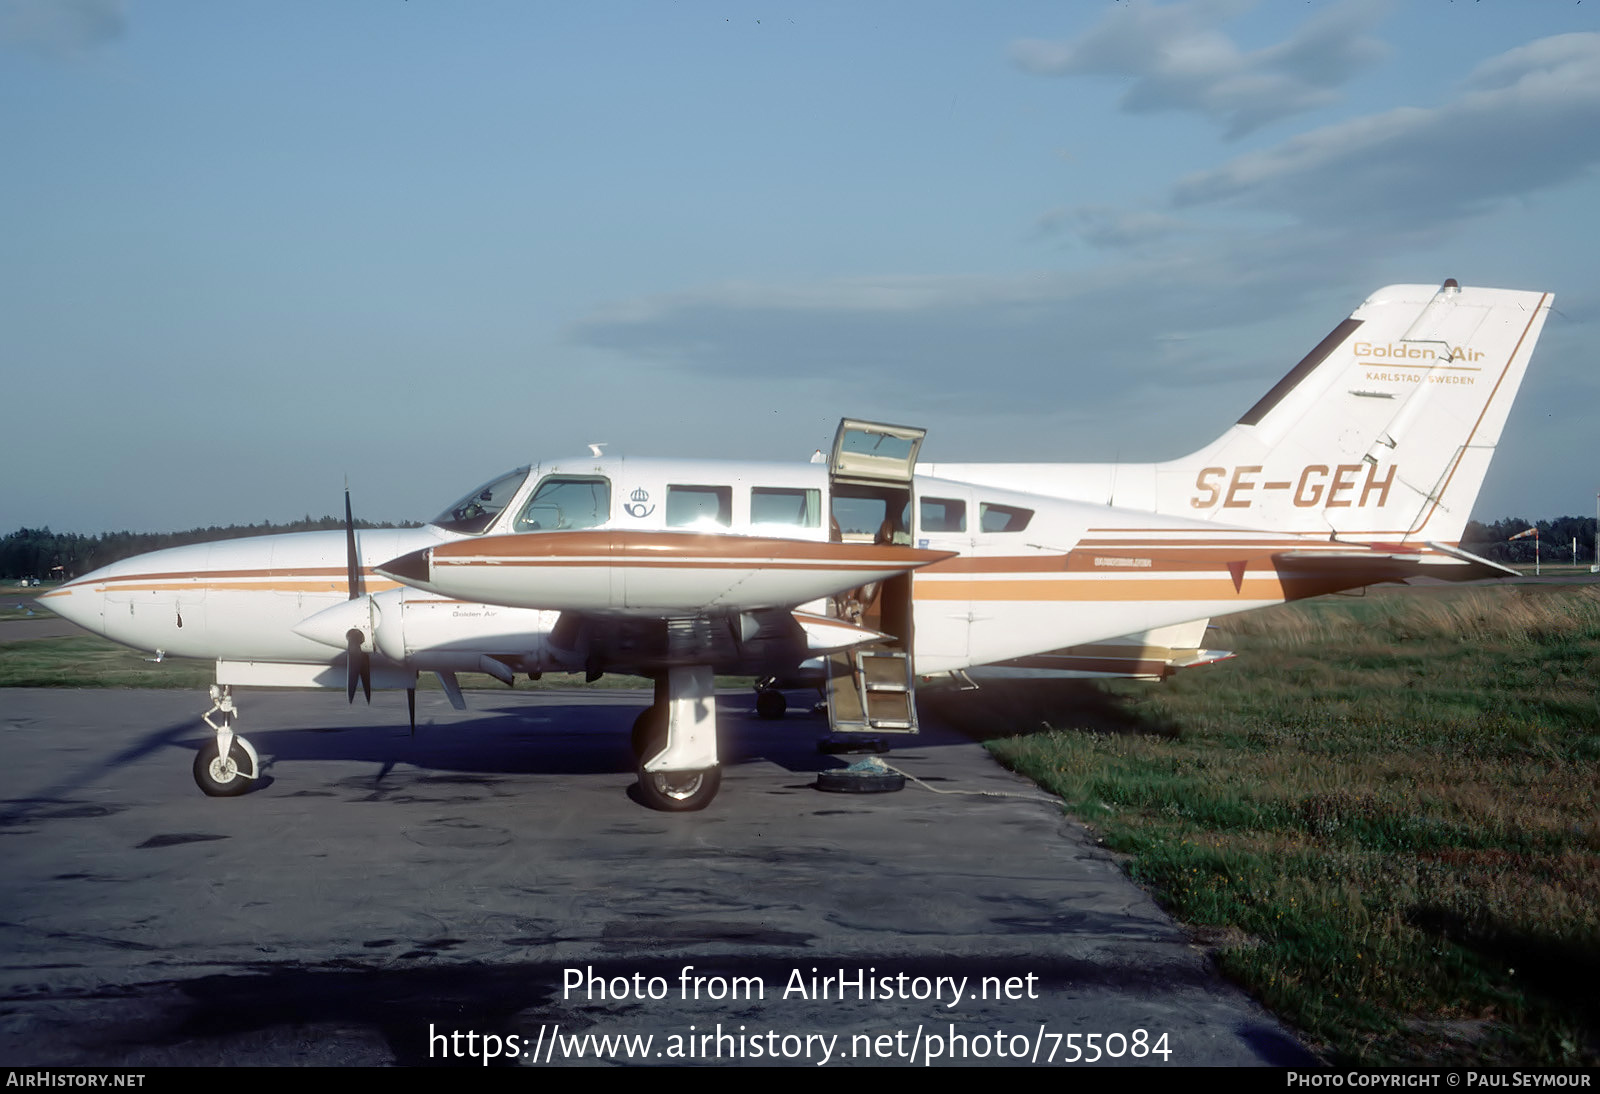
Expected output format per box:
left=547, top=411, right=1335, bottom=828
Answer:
left=344, top=482, right=372, bottom=705
left=342, top=482, right=415, bottom=731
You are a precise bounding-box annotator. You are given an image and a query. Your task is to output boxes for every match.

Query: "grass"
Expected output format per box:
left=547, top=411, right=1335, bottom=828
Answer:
left=1, top=587, right=56, bottom=620
left=0, top=634, right=672, bottom=690
left=934, top=582, right=1600, bottom=1066
left=0, top=635, right=219, bottom=688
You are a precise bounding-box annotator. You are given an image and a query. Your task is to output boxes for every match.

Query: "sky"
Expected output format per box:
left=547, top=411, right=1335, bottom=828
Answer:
left=2, top=0, right=1597, bottom=534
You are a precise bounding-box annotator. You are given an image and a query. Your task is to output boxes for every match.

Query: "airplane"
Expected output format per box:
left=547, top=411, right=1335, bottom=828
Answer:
left=41, top=281, right=1553, bottom=812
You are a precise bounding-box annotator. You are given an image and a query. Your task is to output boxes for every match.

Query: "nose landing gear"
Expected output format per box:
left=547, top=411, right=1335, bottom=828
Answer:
left=194, top=684, right=260, bottom=796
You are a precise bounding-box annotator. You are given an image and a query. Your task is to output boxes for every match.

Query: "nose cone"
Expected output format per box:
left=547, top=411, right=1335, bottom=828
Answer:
left=36, top=579, right=103, bottom=635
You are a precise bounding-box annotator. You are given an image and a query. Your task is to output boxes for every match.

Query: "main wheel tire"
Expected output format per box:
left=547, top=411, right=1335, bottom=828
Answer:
left=754, top=689, right=787, bottom=720
left=193, top=739, right=254, bottom=797
left=630, top=705, right=666, bottom=761
left=636, top=764, right=722, bottom=812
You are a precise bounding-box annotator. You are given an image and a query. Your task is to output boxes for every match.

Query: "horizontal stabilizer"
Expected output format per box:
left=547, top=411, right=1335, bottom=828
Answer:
left=1420, top=542, right=1521, bottom=580
left=1273, top=542, right=1516, bottom=583
left=791, top=611, right=893, bottom=655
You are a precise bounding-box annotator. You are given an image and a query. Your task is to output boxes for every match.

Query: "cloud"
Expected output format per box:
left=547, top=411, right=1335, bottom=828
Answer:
left=568, top=225, right=1370, bottom=422
left=1032, top=205, right=1190, bottom=250
left=1011, top=0, right=1389, bottom=138
left=572, top=23, right=1590, bottom=448
left=1171, top=32, right=1600, bottom=228
left=1071, top=206, right=1189, bottom=250
left=1, top=0, right=124, bottom=54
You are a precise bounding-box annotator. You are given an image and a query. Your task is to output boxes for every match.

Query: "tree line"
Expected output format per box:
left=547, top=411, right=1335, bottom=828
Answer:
left=1462, top=517, right=1599, bottom=565
left=2, top=517, right=420, bottom=582
left=3, top=515, right=1594, bottom=582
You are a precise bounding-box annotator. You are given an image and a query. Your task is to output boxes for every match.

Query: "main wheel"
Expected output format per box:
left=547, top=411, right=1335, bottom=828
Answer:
left=636, top=763, right=722, bottom=812
left=193, top=738, right=254, bottom=797
left=754, top=688, right=787, bottom=720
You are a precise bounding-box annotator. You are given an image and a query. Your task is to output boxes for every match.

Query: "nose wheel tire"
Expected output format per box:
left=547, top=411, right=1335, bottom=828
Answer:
left=636, top=763, right=722, bottom=812
left=193, top=738, right=255, bottom=797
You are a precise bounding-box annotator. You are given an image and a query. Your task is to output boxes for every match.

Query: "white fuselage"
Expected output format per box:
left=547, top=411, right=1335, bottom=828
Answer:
left=43, top=454, right=1374, bottom=681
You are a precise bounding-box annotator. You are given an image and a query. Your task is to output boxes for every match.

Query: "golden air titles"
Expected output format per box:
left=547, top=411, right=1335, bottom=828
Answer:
left=1355, top=341, right=1482, bottom=386
left=1353, top=341, right=1483, bottom=362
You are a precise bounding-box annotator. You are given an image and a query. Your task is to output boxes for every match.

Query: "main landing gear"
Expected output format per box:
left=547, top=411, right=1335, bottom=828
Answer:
left=753, top=682, right=787, bottom=720
left=631, top=666, right=722, bottom=812
left=194, top=684, right=261, bottom=797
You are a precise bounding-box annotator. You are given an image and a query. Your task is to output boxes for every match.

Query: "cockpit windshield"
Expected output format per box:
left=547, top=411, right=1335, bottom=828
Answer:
left=430, top=468, right=531, bottom=535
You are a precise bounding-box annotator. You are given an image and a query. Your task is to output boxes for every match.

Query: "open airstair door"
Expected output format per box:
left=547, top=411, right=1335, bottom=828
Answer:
left=826, top=419, right=926, bottom=736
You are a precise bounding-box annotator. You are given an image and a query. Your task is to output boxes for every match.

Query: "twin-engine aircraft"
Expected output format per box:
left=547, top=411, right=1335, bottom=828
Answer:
left=43, top=282, right=1552, bottom=811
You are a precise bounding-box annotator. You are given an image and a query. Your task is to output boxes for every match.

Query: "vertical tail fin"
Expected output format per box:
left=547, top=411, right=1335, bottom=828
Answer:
left=1161, top=282, right=1552, bottom=542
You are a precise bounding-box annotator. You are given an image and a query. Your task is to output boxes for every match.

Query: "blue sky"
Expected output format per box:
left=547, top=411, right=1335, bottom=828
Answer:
left=3, top=0, right=1596, bottom=534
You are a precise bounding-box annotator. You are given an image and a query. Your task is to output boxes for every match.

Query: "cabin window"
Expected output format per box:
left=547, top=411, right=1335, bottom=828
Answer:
left=751, top=487, right=820, bottom=529
left=431, top=467, right=531, bottom=535
left=919, top=497, right=966, bottom=533
left=512, top=476, right=611, bottom=532
left=979, top=502, right=1033, bottom=533
left=667, top=485, right=732, bottom=529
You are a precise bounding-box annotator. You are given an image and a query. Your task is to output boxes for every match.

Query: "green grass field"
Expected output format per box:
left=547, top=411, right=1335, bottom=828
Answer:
left=927, top=582, right=1600, bottom=1066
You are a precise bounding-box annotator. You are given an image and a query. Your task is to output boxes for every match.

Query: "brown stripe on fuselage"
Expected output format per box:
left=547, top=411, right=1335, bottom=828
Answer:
left=915, top=558, right=1416, bottom=602
left=54, top=579, right=405, bottom=595
left=49, top=565, right=391, bottom=591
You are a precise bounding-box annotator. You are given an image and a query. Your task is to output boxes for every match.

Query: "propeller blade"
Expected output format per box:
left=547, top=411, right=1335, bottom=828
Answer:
left=345, top=628, right=371, bottom=704
left=407, top=687, right=416, bottom=735
left=344, top=483, right=363, bottom=601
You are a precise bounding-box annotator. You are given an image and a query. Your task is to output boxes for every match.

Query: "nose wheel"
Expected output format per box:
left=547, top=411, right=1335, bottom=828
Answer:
left=193, top=738, right=255, bottom=796
left=195, top=684, right=260, bottom=797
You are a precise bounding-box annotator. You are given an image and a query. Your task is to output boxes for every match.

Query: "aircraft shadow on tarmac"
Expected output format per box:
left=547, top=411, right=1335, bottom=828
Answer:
left=5, top=680, right=1168, bottom=819
left=150, top=689, right=999, bottom=783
